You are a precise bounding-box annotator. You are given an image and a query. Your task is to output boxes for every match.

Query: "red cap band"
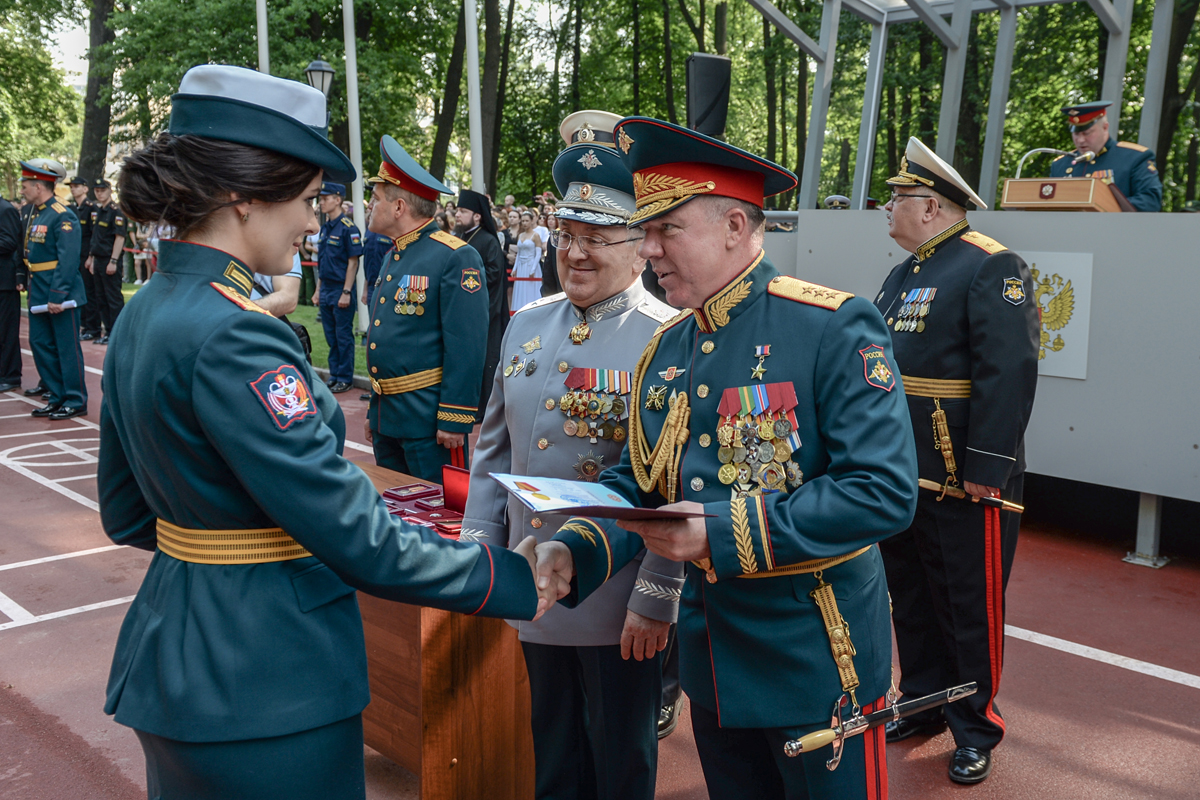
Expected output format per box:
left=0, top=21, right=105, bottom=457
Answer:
left=635, top=161, right=765, bottom=208
left=1067, top=108, right=1106, bottom=126
left=377, top=161, right=440, bottom=202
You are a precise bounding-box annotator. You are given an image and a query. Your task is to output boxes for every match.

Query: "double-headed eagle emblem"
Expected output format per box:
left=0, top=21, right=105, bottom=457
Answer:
left=1031, top=266, right=1075, bottom=359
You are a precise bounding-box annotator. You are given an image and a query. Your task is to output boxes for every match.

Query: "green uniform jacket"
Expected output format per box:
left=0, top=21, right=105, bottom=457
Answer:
left=23, top=199, right=84, bottom=307
left=98, top=240, right=537, bottom=743
left=1049, top=137, right=1163, bottom=212
left=553, top=253, right=917, bottom=729
left=366, top=221, right=489, bottom=436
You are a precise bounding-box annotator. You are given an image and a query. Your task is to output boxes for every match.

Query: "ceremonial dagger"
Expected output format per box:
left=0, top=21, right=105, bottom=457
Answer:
left=784, top=683, right=977, bottom=769
left=918, top=478, right=1024, bottom=513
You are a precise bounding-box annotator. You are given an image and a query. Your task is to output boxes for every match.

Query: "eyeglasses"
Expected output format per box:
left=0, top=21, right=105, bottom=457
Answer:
left=550, top=230, right=643, bottom=254
left=888, top=193, right=936, bottom=204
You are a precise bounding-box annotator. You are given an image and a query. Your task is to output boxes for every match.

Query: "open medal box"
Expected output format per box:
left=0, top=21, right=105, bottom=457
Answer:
left=380, top=464, right=470, bottom=538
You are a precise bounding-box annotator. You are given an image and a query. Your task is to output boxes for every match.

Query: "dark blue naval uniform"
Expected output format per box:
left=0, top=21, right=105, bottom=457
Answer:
left=68, top=197, right=101, bottom=337
left=97, top=239, right=536, bottom=798
left=361, top=229, right=392, bottom=303
left=553, top=253, right=917, bottom=798
left=317, top=212, right=364, bottom=384
left=366, top=221, right=489, bottom=482
left=24, top=198, right=88, bottom=410
left=872, top=221, right=1039, bottom=752
left=1049, top=137, right=1162, bottom=212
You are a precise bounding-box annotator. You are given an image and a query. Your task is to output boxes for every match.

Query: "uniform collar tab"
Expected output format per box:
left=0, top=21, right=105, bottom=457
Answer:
left=156, top=239, right=255, bottom=295
left=915, top=218, right=970, bottom=261
left=571, top=280, right=646, bottom=323
left=693, top=250, right=768, bottom=333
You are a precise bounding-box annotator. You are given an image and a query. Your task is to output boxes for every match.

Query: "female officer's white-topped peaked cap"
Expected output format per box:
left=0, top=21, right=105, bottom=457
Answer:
left=169, top=64, right=356, bottom=183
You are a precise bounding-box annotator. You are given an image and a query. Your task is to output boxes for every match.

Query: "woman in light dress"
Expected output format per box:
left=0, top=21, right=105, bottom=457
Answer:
left=510, top=210, right=544, bottom=312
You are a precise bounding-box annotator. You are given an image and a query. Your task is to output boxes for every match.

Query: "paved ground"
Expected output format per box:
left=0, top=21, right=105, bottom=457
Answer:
left=2, top=315, right=1198, bottom=799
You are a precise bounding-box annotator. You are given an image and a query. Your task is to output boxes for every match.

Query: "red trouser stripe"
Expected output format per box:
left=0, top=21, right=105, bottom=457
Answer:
left=863, top=696, right=889, bottom=800
left=982, top=506, right=1006, bottom=734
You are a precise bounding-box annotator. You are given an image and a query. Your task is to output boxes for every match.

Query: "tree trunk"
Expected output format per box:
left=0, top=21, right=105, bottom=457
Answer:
left=1153, top=0, right=1200, bottom=183
left=764, top=17, right=778, bottom=206
left=571, top=0, right=583, bottom=112
left=714, top=0, right=727, bottom=54
left=953, top=15, right=983, bottom=188
left=917, top=28, right=935, bottom=142
left=479, top=0, right=502, bottom=193
left=78, top=0, right=116, bottom=182
left=795, top=49, right=807, bottom=204
left=664, top=0, right=678, bottom=123
left=487, top=0, right=517, bottom=191
left=430, top=2, right=467, bottom=183
left=835, top=137, right=851, bottom=196
left=677, top=0, right=706, bottom=52
left=886, top=84, right=897, bottom=183
left=633, top=0, right=642, bottom=114
left=1097, top=18, right=1108, bottom=104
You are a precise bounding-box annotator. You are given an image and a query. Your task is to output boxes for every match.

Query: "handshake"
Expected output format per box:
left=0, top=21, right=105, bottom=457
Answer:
left=513, top=537, right=575, bottom=621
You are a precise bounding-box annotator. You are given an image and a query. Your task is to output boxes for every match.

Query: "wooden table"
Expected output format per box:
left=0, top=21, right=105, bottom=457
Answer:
left=356, top=462, right=535, bottom=800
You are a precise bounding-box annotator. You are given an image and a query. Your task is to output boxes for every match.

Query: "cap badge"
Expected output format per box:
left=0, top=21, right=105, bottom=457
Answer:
left=618, top=128, right=634, bottom=154
left=580, top=184, right=594, bottom=200
left=577, top=124, right=595, bottom=142
left=578, top=150, right=601, bottom=170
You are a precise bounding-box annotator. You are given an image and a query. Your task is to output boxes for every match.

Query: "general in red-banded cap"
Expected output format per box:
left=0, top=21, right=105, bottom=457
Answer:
left=612, top=116, right=797, bottom=225
left=366, top=134, right=453, bottom=202
left=887, top=137, right=987, bottom=210
left=1060, top=100, right=1111, bottom=133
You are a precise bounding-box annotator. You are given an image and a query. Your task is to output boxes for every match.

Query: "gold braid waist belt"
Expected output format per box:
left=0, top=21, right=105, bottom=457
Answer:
left=370, top=366, right=443, bottom=396
left=156, top=519, right=313, bottom=564
left=902, top=376, right=971, bottom=399
left=735, top=545, right=871, bottom=579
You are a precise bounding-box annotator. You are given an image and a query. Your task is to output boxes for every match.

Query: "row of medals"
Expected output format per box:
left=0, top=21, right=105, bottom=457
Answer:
left=395, top=288, right=427, bottom=316
left=558, top=391, right=628, bottom=442
left=894, top=292, right=932, bottom=333
left=715, top=417, right=804, bottom=493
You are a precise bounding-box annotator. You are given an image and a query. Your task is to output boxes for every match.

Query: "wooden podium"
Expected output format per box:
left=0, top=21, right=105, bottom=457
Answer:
left=356, top=462, right=535, bottom=800
left=1000, top=177, right=1124, bottom=211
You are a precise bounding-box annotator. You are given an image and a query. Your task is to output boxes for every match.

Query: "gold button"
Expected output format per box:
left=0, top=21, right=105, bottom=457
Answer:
left=887, top=318, right=893, bottom=325
left=699, top=434, right=712, bottom=447
left=913, top=265, right=921, bottom=274
left=379, top=297, right=385, bottom=304
left=538, top=438, right=549, bottom=450
left=371, top=367, right=378, bottom=374
left=531, top=517, right=543, bottom=528
left=374, top=319, right=380, bottom=327
left=697, top=384, right=709, bottom=398
left=558, top=361, right=569, bottom=373
left=838, top=654, right=852, bottom=667
left=386, top=275, right=392, bottom=280
left=370, top=343, right=376, bottom=350
left=545, top=399, right=556, bottom=410
left=701, top=341, right=715, bottom=354
left=690, top=477, right=705, bottom=492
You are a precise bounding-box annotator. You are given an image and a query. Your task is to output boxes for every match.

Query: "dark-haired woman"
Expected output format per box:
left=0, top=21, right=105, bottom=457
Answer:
left=99, top=65, right=547, bottom=799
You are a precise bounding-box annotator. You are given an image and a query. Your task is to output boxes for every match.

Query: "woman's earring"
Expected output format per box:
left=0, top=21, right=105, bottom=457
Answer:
left=242, top=213, right=250, bottom=223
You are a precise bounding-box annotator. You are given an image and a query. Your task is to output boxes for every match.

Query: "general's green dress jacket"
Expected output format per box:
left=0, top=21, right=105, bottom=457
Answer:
left=553, top=252, right=918, bottom=730
left=23, top=198, right=84, bottom=307
left=98, top=240, right=537, bottom=743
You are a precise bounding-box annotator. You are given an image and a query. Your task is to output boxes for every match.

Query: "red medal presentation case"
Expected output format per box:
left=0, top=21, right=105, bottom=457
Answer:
left=381, top=465, right=471, bottom=538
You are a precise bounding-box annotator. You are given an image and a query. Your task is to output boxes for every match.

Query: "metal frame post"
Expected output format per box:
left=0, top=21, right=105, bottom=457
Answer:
left=934, top=0, right=972, bottom=162
left=978, top=5, right=1017, bottom=208
left=464, top=0, right=486, bottom=193
left=798, top=0, right=843, bottom=210
left=1139, top=0, right=1174, bottom=148
left=1099, top=0, right=1136, bottom=135
left=1124, top=492, right=1170, bottom=568
left=852, top=17, right=889, bottom=209
left=256, top=0, right=269, bottom=73
left=342, top=0, right=368, bottom=331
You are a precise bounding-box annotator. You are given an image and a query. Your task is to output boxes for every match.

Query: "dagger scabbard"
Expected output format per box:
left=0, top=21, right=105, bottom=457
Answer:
left=917, top=478, right=1024, bottom=513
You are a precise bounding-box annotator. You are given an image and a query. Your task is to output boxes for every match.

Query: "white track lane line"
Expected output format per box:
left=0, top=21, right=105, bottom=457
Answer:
left=0, top=588, right=35, bottom=623
left=1006, top=625, right=1200, bottom=690
left=344, top=440, right=372, bottom=453
left=0, top=460, right=99, bottom=511
left=20, top=347, right=103, bottom=377
left=0, top=545, right=123, bottom=573
left=0, top=595, right=136, bottom=632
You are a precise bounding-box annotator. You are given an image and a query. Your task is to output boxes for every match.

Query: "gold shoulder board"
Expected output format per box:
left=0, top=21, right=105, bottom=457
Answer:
left=514, top=292, right=567, bottom=315
left=636, top=301, right=678, bottom=324
left=653, top=308, right=694, bottom=336
left=960, top=230, right=1008, bottom=255
left=1117, top=141, right=1150, bottom=152
left=767, top=276, right=853, bottom=311
left=51, top=202, right=66, bottom=213
left=210, top=282, right=272, bottom=316
left=430, top=230, right=467, bottom=250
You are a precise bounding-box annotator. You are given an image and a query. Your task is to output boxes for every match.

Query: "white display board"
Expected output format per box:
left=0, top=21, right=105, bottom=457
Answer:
left=1020, top=251, right=1093, bottom=381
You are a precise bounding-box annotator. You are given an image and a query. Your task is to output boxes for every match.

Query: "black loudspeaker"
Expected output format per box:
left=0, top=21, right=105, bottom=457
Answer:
left=686, top=53, right=732, bottom=137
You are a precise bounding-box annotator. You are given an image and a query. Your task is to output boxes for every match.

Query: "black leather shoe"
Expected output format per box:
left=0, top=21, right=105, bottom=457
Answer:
left=48, top=406, right=87, bottom=420
left=949, top=746, right=992, bottom=784
left=94, top=335, right=109, bottom=345
left=359, top=393, right=371, bottom=401
left=884, top=716, right=948, bottom=743
left=79, top=332, right=96, bottom=341
left=0, top=381, right=20, bottom=392
left=658, top=699, right=682, bottom=739
left=24, top=384, right=47, bottom=397
left=330, top=382, right=352, bottom=394
left=41, top=392, right=51, bottom=400
left=31, top=404, right=62, bottom=418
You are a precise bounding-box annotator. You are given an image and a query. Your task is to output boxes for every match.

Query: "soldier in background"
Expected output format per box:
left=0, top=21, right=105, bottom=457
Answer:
left=363, top=136, right=489, bottom=481
left=66, top=176, right=100, bottom=341
left=876, top=138, right=1039, bottom=784
left=1048, top=100, right=1162, bottom=212
left=455, top=188, right=509, bottom=415
left=86, top=178, right=127, bottom=345
left=463, top=110, right=682, bottom=800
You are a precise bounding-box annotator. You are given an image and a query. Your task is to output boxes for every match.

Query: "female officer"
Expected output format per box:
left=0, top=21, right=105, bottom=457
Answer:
left=98, top=65, right=545, bottom=799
